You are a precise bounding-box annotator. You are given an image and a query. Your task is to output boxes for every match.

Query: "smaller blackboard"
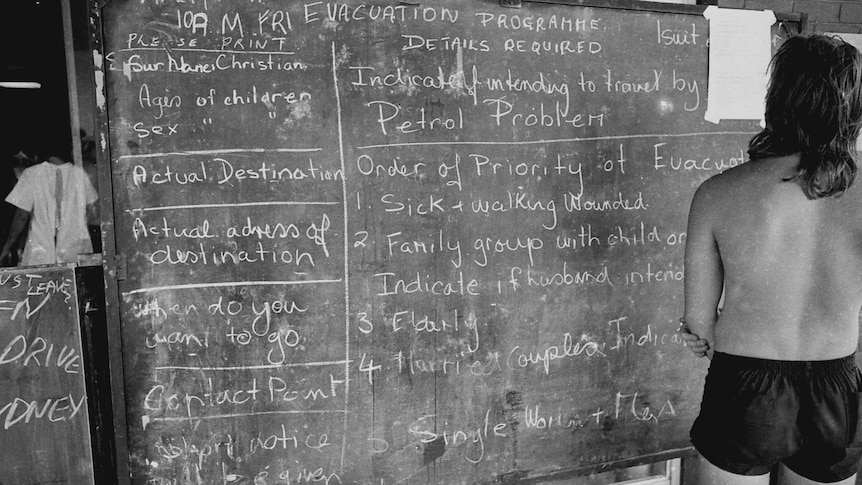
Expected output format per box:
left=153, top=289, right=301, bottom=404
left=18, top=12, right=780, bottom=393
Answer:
left=0, top=265, right=95, bottom=485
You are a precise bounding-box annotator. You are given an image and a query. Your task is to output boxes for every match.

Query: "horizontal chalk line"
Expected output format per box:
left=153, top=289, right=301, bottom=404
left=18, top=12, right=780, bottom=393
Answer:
left=118, top=147, right=322, bottom=161
left=118, top=47, right=296, bottom=56
left=357, top=131, right=755, bottom=150
left=125, top=200, right=338, bottom=213
left=155, top=360, right=351, bottom=371
left=150, top=409, right=347, bottom=423
left=125, top=279, right=342, bottom=295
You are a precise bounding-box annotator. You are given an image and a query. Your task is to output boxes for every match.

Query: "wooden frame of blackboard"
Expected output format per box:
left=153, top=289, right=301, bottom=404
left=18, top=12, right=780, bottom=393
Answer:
left=519, top=0, right=806, bottom=28
left=86, top=1, right=804, bottom=483
left=76, top=263, right=119, bottom=483
left=88, top=0, right=806, bottom=26
left=88, top=2, right=132, bottom=483
left=528, top=0, right=809, bottom=41
left=515, top=448, right=691, bottom=483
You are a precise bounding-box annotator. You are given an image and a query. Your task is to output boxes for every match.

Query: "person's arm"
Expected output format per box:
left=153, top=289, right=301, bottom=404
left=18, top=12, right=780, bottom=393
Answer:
left=86, top=201, right=99, bottom=225
left=82, top=168, right=99, bottom=228
left=0, top=207, right=30, bottom=266
left=683, top=179, right=725, bottom=360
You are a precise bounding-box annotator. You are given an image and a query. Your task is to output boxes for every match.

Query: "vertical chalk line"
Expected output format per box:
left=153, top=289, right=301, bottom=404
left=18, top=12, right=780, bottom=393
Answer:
left=332, top=41, right=351, bottom=472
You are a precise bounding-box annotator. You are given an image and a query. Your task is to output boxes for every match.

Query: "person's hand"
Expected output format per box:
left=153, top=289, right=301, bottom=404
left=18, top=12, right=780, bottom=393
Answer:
left=678, top=319, right=711, bottom=359
left=0, top=247, right=12, bottom=267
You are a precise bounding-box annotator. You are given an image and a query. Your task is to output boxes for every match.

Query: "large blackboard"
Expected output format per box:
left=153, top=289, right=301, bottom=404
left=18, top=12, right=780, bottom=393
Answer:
left=94, top=1, right=797, bottom=483
left=0, top=265, right=95, bottom=484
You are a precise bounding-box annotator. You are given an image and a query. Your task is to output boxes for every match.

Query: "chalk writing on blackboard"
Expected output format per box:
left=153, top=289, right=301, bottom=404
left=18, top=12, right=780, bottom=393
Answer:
left=95, top=1, right=794, bottom=483
left=0, top=266, right=94, bottom=484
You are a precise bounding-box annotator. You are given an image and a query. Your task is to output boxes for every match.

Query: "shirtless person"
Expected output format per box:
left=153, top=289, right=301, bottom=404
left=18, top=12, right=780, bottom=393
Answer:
left=682, top=34, right=862, bottom=484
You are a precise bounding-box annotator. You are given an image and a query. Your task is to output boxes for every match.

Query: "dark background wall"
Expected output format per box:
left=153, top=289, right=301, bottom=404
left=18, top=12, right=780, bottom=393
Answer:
left=0, top=1, right=71, bottom=158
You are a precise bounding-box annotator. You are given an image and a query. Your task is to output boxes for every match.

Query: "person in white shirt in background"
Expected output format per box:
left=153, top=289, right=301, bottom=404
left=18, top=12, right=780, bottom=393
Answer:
left=0, top=142, right=98, bottom=266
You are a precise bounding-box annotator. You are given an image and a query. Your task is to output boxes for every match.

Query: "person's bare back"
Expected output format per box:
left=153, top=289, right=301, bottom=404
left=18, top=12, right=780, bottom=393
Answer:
left=684, top=34, right=862, bottom=484
left=692, top=153, right=862, bottom=360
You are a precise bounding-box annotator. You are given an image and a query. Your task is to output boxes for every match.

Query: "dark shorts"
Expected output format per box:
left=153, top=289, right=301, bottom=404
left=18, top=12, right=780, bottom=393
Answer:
left=691, top=351, right=862, bottom=482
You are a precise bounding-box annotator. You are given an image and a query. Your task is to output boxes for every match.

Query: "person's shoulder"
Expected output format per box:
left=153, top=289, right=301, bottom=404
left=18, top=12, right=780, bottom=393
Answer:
left=710, top=159, right=759, bottom=184
left=14, top=161, right=48, bottom=184
left=687, top=162, right=760, bottom=221
left=692, top=163, right=743, bottom=198
left=60, top=163, right=88, bottom=176
left=697, top=159, right=775, bottom=197
left=20, top=161, right=48, bottom=175
left=831, top=173, right=862, bottom=209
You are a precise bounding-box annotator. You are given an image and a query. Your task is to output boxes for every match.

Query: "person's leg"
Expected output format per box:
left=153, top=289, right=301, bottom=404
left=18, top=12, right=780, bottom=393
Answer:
left=698, top=454, right=771, bottom=485
left=777, top=464, right=856, bottom=485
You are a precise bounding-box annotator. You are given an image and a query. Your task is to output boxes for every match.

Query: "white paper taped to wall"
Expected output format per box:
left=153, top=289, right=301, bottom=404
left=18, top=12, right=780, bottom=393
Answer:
left=703, top=6, right=775, bottom=124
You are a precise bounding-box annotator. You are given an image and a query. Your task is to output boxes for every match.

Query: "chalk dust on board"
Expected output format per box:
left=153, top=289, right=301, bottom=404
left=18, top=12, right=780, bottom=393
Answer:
left=277, top=100, right=314, bottom=131
left=332, top=44, right=350, bottom=69
left=323, top=18, right=339, bottom=31
left=389, top=58, right=419, bottom=97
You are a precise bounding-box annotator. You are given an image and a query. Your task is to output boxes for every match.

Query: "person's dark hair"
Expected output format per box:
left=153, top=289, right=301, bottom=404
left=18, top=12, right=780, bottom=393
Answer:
left=748, top=34, right=862, bottom=199
left=34, top=138, right=72, bottom=163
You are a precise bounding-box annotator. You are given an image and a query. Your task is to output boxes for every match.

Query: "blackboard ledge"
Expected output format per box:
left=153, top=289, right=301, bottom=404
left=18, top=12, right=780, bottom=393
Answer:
left=518, top=447, right=697, bottom=484
left=4, top=254, right=102, bottom=270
